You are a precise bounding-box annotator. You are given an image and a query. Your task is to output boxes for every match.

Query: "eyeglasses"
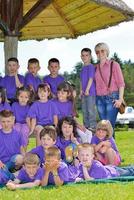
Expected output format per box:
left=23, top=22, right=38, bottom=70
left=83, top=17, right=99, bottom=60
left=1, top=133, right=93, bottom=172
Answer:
left=96, top=49, right=105, bottom=54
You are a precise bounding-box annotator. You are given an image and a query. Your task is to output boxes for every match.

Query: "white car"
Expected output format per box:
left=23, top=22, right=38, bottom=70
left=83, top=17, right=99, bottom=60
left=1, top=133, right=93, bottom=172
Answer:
left=116, top=106, right=134, bottom=127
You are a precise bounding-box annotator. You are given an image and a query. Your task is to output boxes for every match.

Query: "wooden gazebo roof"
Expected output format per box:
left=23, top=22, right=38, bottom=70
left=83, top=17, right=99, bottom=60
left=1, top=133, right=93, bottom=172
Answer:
left=0, top=0, right=134, bottom=41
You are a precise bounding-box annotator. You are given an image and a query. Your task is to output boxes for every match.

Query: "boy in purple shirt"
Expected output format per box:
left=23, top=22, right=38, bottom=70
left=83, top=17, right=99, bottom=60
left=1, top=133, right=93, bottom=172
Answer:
left=43, top=58, right=64, bottom=97
left=41, top=146, right=69, bottom=186
left=6, top=153, right=44, bottom=190
left=25, top=58, right=42, bottom=94
left=0, top=57, right=25, bottom=104
left=0, top=110, right=24, bottom=172
left=80, top=48, right=96, bottom=131
left=30, top=126, right=57, bottom=166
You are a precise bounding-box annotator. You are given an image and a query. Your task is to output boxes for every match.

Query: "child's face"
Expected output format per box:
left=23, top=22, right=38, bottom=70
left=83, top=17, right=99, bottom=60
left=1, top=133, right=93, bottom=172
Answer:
left=61, top=122, right=73, bottom=139
left=81, top=51, right=91, bottom=65
left=45, top=156, right=60, bottom=169
left=7, top=61, right=19, bottom=75
left=78, top=148, right=94, bottom=167
left=38, top=88, right=50, bottom=101
left=96, top=129, right=107, bottom=140
left=18, top=91, right=29, bottom=106
left=24, top=164, right=39, bottom=178
left=48, top=62, right=60, bottom=76
left=57, top=89, right=69, bottom=102
left=28, top=63, right=40, bottom=75
left=0, top=116, right=15, bottom=132
left=41, top=134, right=56, bottom=149
left=95, top=48, right=108, bottom=61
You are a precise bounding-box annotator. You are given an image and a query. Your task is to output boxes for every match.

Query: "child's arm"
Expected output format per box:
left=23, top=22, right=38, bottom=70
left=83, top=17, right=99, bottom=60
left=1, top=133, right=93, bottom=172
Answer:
left=15, top=74, right=24, bottom=88
left=26, top=117, right=31, bottom=130
left=6, top=180, right=41, bottom=190
left=85, top=78, right=93, bottom=96
left=82, top=166, right=94, bottom=181
left=41, top=170, right=50, bottom=186
left=30, top=118, right=37, bottom=133
left=53, top=115, right=58, bottom=127
left=0, top=160, right=5, bottom=169
left=52, top=170, right=64, bottom=186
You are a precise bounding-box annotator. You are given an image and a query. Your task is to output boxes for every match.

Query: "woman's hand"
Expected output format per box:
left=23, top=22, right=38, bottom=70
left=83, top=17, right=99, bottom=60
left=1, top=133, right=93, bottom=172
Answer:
left=113, top=99, right=122, bottom=108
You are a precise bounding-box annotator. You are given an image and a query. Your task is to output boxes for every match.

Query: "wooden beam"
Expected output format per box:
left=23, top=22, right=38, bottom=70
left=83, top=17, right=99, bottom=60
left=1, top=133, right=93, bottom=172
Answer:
left=19, top=0, right=53, bottom=30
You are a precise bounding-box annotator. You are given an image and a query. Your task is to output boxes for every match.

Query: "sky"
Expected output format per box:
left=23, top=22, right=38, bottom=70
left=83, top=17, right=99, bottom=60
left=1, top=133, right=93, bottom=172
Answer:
left=0, top=0, right=134, bottom=76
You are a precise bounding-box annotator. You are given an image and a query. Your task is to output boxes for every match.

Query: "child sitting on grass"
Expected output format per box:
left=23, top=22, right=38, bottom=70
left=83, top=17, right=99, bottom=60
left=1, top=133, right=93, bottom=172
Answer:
left=41, top=146, right=69, bottom=186
left=6, top=153, right=44, bottom=190
left=91, top=120, right=121, bottom=166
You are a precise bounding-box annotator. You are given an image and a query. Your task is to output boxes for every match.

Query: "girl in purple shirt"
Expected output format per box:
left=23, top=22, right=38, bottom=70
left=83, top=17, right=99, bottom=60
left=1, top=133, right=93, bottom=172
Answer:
left=12, top=87, right=31, bottom=148
left=91, top=120, right=121, bottom=166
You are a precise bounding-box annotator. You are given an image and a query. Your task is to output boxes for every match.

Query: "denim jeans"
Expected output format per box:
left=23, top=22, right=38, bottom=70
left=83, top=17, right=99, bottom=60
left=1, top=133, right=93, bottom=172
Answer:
left=115, top=166, right=134, bottom=176
left=96, top=92, right=119, bottom=136
left=82, top=95, right=96, bottom=129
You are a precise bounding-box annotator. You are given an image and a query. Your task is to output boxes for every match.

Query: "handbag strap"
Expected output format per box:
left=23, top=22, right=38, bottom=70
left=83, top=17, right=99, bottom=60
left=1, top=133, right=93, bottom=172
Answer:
left=99, top=60, right=113, bottom=89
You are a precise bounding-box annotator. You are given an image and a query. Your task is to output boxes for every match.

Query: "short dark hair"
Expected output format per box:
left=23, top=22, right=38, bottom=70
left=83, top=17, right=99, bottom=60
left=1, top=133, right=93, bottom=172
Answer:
left=7, top=57, right=19, bottom=63
left=81, top=48, right=92, bottom=54
left=0, top=110, right=14, bottom=118
left=0, top=87, right=7, bottom=103
left=28, top=58, right=39, bottom=65
left=48, top=58, right=59, bottom=66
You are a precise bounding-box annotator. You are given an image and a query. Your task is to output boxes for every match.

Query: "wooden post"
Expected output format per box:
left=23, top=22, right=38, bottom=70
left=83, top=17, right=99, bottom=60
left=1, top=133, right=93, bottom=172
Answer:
left=4, top=36, right=18, bottom=74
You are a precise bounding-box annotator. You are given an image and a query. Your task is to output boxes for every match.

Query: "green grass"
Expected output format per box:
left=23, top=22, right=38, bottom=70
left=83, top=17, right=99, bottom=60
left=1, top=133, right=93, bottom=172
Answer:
left=0, top=131, right=134, bottom=200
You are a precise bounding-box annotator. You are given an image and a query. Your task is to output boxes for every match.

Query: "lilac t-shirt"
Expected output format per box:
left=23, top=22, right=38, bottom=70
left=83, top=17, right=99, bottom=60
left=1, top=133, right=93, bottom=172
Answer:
left=76, top=160, right=119, bottom=179
left=27, top=100, right=59, bottom=125
left=80, top=64, right=96, bottom=96
left=0, top=74, right=25, bottom=99
left=17, top=167, right=44, bottom=183
left=25, top=72, right=42, bottom=92
left=53, top=99, right=73, bottom=119
left=0, top=102, right=11, bottom=112
left=0, top=129, right=23, bottom=163
left=30, top=145, right=45, bottom=166
left=43, top=75, right=64, bottom=95
left=43, top=161, right=69, bottom=185
left=12, top=102, right=30, bottom=123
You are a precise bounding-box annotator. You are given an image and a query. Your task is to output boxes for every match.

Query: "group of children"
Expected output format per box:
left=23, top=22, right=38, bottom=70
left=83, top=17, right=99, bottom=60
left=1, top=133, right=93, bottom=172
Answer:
left=0, top=54, right=133, bottom=190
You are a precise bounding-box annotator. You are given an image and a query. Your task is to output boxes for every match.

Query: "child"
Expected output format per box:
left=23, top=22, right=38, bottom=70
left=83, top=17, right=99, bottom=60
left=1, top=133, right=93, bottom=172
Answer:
left=43, top=58, right=64, bottom=97
left=0, top=110, right=25, bottom=172
left=27, top=83, right=59, bottom=146
left=73, top=143, right=134, bottom=181
left=12, top=87, right=31, bottom=148
left=6, top=153, right=44, bottom=190
left=30, top=126, right=57, bottom=166
left=0, top=57, right=25, bottom=104
left=80, top=48, right=96, bottom=131
left=41, top=146, right=69, bottom=186
left=25, top=58, right=42, bottom=93
left=91, top=120, right=121, bottom=166
left=56, top=116, right=80, bottom=164
left=0, top=87, right=11, bottom=112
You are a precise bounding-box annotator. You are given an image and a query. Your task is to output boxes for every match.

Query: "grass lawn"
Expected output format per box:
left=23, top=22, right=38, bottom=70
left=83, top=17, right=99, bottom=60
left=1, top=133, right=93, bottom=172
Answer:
left=0, top=131, right=134, bottom=200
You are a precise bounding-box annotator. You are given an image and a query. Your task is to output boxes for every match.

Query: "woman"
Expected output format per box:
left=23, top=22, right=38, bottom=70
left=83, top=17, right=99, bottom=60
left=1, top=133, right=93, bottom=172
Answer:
left=95, top=42, right=125, bottom=137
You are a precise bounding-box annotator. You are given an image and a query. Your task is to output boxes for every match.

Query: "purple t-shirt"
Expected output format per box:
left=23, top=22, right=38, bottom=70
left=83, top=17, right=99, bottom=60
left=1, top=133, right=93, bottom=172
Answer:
left=0, top=102, right=11, bottom=112
left=27, top=100, right=59, bottom=125
left=17, top=167, right=44, bottom=183
left=25, top=72, right=42, bottom=92
left=53, top=99, right=73, bottom=119
left=43, top=75, right=64, bottom=95
left=0, top=129, right=23, bottom=163
left=75, top=160, right=119, bottom=179
left=12, top=102, right=30, bottom=123
left=80, top=64, right=96, bottom=96
left=43, top=161, right=69, bottom=185
left=30, top=145, right=45, bottom=166
left=0, top=74, right=25, bottom=99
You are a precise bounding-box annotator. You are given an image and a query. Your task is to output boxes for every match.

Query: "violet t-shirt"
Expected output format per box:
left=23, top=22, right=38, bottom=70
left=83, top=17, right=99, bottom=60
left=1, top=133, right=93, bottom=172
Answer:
left=12, top=102, right=30, bottom=123
left=17, top=167, right=44, bottom=183
left=0, top=129, right=23, bottom=163
left=0, top=74, right=25, bottom=99
left=0, top=102, right=11, bottom=112
left=80, top=64, right=96, bottom=96
left=30, top=145, right=45, bottom=166
left=25, top=72, right=42, bottom=92
left=43, top=75, right=64, bottom=95
left=43, top=161, right=69, bottom=185
left=27, top=100, right=59, bottom=125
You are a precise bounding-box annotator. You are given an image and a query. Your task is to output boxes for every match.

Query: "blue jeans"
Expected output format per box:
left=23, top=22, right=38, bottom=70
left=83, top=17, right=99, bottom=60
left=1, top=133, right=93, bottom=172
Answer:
left=96, top=92, right=119, bottom=136
left=82, top=95, right=96, bottom=129
left=0, top=167, right=14, bottom=184
left=6, top=154, right=18, bottom=171
left=115, top=166, right=134, bottom=176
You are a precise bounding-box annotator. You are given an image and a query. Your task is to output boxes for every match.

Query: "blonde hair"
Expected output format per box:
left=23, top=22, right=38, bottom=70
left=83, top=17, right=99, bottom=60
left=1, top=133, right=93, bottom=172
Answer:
left=45, top=146, right=61, bottom=160
left=95, top=42, right=110, bottom=57
left=24, top=153, right=40, bottom=165
left=96, top=120, right=113, bottom=138
left=77, top=143, right=94, bottom=155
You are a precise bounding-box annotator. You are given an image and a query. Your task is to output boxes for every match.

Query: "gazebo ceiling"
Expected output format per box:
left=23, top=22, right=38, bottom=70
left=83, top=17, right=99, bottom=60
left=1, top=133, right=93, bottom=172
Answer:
left=0, top=0, right=134, bottom=41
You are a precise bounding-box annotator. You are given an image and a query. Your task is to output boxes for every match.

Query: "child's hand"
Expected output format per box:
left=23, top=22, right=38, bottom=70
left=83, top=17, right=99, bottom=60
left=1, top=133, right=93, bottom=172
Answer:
left=6, top=182, right=16, bottom=190
left=84, top=89, right=89, bottom=96
left=71, top=134, right=79, bottom=145
left=75, top=177, right=83, bottom=182
left=0, top=161, right=5, bottom=169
